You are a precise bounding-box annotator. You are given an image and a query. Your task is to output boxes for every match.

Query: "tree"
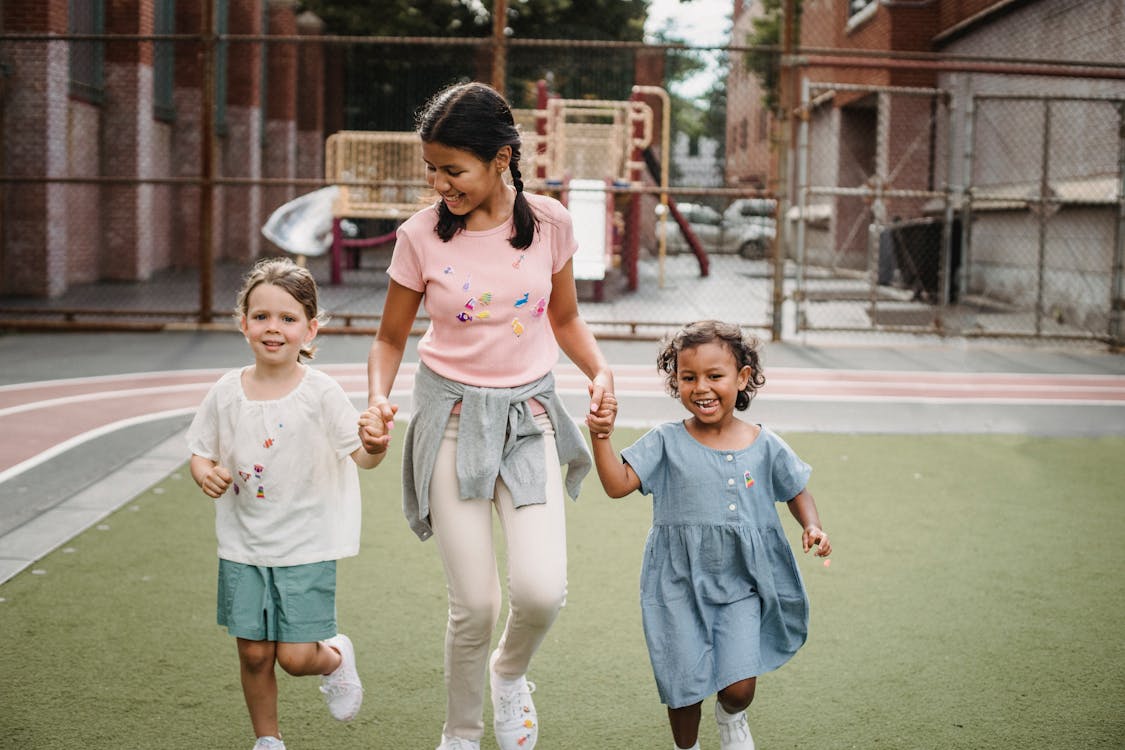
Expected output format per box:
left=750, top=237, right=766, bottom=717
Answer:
left=298, top=0, right=647, bottom=41
left=742, top=0, right=800, bottom=113
left=298, top=0, right=652, bottom=125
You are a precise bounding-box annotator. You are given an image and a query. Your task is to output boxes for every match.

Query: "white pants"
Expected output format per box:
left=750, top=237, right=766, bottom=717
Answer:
left=429, top=413, right=568, bottom=741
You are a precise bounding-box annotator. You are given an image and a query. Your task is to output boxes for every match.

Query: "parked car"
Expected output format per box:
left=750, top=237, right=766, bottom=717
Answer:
left=722, top=198, right=777, bottom=259
left=656, top=200, right=776, bottom=259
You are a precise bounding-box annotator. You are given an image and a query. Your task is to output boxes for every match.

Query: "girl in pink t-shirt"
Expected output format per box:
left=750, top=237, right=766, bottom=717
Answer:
left=357, top=82, right=615, bottom=750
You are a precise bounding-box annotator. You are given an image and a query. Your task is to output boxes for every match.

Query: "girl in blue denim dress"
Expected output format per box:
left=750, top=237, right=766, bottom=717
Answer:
left=586, top=320, right=832, bottom=750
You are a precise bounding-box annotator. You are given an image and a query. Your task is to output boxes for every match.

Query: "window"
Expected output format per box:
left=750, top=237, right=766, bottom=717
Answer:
left=69, top=0, right=105, bottom=103
left=153, top=0, right=176, bottom=121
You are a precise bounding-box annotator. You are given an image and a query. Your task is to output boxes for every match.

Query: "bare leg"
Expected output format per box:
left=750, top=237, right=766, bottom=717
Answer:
left=717, top=677, right=757, bottom=713
left=237, top=638, right=279, bottom=740
left=667, top=701, right=702, bottom=749
left=275, top=641, right=342, bottom=676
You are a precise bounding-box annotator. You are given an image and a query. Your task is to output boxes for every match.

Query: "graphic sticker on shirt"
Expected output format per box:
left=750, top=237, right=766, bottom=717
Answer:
left=532, top=297, right=546, bottom=317
left=476, top=292, right=493, bottom=320
left=444, top=266, right=454, bottom=275
left=242, top=465, right=266, bottom=500
left=744, top=471, right=755, bottom=488
left=462, top=274, right=472, bottom=291
left=514, top=292, right=529, bottom=308
left=513, top=254, right=525, bottom=270
left=511, top=318, right=524, bottom=337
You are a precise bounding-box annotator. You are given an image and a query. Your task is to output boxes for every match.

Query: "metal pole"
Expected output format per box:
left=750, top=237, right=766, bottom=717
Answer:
left=1034, top=100, right=1052, bottom=336
left=632, top=85, right=670, bottom=287
left=940, top=91, right=957, bottom=311
left=961, top=94, right=976, bottom=304
left=771, top=0, right=798, bottom=342
left=794, top=77, right=810, bottom=334
left=1111, top=102, right=1125, bottom=348
left=199, top=0, right=216, bottom=324
left=868, top=91, right=890, bottom=322
left=491, top=0, right=508, bottom=94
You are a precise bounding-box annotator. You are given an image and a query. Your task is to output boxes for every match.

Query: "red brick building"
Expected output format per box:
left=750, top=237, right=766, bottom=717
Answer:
left=0, top=0, right=326, bottom=298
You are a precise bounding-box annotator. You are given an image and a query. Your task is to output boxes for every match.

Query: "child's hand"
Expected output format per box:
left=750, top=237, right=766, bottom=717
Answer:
left=358, top=402, right=397, bottom=454
left=585, top=392, right=618, bottom=440
left=200, top=465, right=233, bottom=499
left=803, top=525, right=832, bottom=556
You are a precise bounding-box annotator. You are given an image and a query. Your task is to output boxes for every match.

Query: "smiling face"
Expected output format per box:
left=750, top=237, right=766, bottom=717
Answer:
left=422, top=140, right=510, bottom=222
left=239, top=282, right=317, bottom=368
left=674, top=341, right=752, bottom=426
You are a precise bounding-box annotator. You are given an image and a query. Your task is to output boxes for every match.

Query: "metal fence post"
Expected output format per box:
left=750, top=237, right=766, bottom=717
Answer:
left=1112, top=102, right=1125, bottom=349
left=1033, top=100, right=1052, bottom=336
left=198, top=0, right=216, bottom=324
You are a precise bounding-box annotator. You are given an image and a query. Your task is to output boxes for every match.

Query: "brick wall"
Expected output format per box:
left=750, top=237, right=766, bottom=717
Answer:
left=261, top=0, right=299, bottom=247
left=296, top=12, right=325, bottom=181
left=221, top=0, right=263, bottom=263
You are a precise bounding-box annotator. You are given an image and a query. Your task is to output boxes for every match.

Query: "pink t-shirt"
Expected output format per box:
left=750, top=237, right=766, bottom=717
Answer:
left=387, top=192, right=578, bottom=387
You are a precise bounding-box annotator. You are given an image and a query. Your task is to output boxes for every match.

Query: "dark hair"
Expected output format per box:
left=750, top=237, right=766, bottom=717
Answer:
left=234, top=257, right=327, bottom=361
left=656, top=320, right=765, bottom=410
left=416, top=81, right=537, bottom=249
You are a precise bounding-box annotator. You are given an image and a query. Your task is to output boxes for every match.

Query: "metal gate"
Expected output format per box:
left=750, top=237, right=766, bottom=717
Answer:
left=792, top=81, right=1125, bottom=347
left=961, top=94, right=1125, bottom=344
left=792, top=81, right=959, bottom=337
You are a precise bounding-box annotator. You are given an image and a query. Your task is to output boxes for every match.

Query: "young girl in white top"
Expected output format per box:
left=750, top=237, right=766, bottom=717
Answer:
left=586, top=320, right=832, bottom=750
left=358, top=82, right=614, bottom=750
left=187, top=258, right=386, bottom=750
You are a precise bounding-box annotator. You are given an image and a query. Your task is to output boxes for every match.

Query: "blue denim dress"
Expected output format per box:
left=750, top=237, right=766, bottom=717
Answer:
left=621, top=422, right=812, bottom=708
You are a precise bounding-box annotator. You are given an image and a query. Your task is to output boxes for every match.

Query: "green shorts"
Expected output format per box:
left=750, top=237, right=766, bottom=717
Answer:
left=216, top=559, right=338, bottom=643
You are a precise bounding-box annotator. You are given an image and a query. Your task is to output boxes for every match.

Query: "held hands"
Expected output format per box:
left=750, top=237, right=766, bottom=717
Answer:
left=586, top=371, right=616, bottom=440
left=358, top=398, right=398, bottom=455
left=803, top=525, right=832, bottom=557
left=199, top=465, right=233, bottom=499
left=585, top=391, right=618, bottom=439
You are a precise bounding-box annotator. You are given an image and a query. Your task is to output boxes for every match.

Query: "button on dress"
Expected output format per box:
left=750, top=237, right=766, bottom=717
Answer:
left=621, top=421, right=812, bottom=708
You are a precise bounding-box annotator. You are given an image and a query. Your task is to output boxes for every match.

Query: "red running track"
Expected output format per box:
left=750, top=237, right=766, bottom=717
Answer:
left=3, top=363, right=1125, bottom=480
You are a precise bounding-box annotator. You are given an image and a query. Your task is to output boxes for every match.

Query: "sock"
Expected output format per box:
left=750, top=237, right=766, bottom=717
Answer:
left=675, top=742, right=700, bottom=750
left=716, top=702, right=743, bottom=721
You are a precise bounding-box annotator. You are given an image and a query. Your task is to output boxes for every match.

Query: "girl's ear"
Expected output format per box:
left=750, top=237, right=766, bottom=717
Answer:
left=737, top=364, right=753, bottom=389
left=494, top=145, right=512, bottom=173
left=305, top=317, right=319, bottom=343
left=238, top=315, right=249, bottom=337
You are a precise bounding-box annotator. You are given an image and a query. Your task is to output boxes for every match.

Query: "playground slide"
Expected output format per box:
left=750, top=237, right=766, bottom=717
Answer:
left=642, top=148, right=709, bottom=277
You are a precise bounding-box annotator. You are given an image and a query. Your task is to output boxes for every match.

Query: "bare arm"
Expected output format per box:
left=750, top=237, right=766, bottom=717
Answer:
left=786, top=488, right=832, bottom=556
left=350, top=444, right=385, bottom=470
left=547, top=259, right=614, bottom=428
left=190, top=454, right=232, bottom=499
left=585, top=393, right=641, bottom=497
left=590, top=432, right=641, bottom=498
left=359, top=279, right=422, bottom=453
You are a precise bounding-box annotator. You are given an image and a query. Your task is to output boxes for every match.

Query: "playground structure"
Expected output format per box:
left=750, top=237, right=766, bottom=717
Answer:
left=317, top=82, right=706, bottom=294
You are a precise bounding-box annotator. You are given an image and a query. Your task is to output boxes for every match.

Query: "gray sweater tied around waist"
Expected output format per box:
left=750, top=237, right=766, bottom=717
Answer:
left=401, top=362, right=592, bottom=541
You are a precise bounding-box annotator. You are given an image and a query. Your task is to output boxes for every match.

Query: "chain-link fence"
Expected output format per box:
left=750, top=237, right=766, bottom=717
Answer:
left=2, top=0, right=1122, bottom=347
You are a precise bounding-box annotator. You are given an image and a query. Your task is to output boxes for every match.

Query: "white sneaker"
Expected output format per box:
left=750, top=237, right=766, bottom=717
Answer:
left=320, top=633, right=363, bottom=721
left=489, top=649, right=538, bottom=750
left=252, top=737, right=286, bottom=750
left=715, top=701, right=755, bottom=750
left=436, top=735, right=480, bottom=750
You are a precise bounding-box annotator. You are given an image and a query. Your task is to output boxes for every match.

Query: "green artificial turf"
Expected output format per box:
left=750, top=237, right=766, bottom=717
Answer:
left=2, top=432, right=1124, bottom=749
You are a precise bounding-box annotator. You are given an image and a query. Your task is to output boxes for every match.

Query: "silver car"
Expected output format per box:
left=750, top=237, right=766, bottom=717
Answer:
left=658, top=200, right=776, bottom=259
